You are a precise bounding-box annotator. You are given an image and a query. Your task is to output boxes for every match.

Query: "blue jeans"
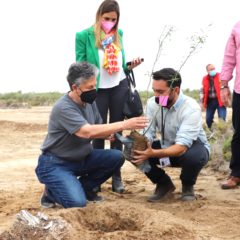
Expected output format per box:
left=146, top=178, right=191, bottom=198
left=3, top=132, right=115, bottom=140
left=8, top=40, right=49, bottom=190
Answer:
left=206, top=98, right=226, bottom=129
left=35, top=149, right=124, bottom=208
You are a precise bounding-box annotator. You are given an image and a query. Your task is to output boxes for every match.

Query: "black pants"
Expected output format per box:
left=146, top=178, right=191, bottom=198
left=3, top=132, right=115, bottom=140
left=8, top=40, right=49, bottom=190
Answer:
left=93, top=78, right=128, bottom=151
left=145, top=140, right=209, bottom=186
left=230, top=91, right=240, bottom=176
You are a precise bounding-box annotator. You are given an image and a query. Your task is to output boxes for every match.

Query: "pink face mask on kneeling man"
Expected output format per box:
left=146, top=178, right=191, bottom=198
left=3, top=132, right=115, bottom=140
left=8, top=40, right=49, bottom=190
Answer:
left=155, top=95, right=169, bottom=107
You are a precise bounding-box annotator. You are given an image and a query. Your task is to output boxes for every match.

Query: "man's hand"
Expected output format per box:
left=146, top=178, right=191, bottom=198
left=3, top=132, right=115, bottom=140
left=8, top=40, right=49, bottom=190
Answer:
left=122, top=116, right=148, bottom=130
left=200, top=103, right=205, bottom=112
left=132, top=142, right=155, bottom=164
left=106, top=134, right=115, bottom=142
left=220, top=87, right=231, bottom=107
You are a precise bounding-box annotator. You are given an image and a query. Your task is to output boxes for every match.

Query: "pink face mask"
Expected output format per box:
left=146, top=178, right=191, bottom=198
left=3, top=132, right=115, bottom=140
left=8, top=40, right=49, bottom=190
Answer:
left=101, top=20, right=116, bottom=33
left=155, top=95, right=169, bottom=107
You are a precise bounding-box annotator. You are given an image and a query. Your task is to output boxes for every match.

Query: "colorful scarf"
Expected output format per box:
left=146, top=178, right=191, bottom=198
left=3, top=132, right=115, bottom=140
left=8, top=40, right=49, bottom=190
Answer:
left=101, top=31, right=120, bottom=75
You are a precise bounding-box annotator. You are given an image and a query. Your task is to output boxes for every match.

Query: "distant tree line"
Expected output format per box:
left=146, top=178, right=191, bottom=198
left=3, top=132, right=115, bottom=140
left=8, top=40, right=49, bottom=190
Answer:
left=140, top=89, right=200, bottom=104
left=0, top=89, right=199, bottom=108
left=0, top=91, right=63, bottom=108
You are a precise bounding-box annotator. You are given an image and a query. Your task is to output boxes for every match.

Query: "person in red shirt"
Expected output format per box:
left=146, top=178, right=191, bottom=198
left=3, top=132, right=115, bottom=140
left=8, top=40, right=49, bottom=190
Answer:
left=200, top=64, right=227, bottom=129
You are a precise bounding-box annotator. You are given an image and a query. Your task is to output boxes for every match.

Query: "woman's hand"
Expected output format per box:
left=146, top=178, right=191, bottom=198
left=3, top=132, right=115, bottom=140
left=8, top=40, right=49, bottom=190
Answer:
left=127, top=57, right=143, bottom=70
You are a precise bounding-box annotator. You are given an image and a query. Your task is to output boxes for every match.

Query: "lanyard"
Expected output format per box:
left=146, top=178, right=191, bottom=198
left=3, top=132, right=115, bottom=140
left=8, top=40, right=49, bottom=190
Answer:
left=142, top=107, right=160, bottom=136
left=161, top=107, right=169, bottom=145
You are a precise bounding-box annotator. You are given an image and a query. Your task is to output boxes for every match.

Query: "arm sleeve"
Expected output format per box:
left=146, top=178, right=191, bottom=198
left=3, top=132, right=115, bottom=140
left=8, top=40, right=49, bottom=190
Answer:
left=75, top=31, right=87, bottom=62
left=220, top=28, right=237, bottom=81
left=175, top=107, right=202, bottom=148
left=56, top=106, right=88, bottom=135
left=118, top=29, right=127, bottom=70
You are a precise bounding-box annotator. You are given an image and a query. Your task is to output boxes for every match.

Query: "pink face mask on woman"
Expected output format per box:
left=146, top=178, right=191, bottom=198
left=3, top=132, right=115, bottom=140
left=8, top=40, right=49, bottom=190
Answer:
left=101, top=20, right=116, bottom=33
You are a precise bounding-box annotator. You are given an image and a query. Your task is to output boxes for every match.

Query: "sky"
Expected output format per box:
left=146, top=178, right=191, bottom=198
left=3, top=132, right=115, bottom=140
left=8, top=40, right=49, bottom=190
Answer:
left=0, top=0, right=239, bottom=93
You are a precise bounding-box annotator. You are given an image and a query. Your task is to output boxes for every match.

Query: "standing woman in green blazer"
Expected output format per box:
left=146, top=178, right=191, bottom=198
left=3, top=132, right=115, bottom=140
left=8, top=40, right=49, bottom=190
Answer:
left=75, top=0, right=142, bottom=193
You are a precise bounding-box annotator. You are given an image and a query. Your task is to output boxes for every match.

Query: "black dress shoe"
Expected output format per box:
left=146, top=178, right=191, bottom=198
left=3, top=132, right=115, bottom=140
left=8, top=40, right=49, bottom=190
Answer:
left=112, top=178, right=125, bottom=193
left=180, top=185, right=196, bottom=201
left=40, top=190, right=55, bottom=208
left=85, top=190, right=103, bottom=202
left=148, top=180, right=176, bottom=202
left=112, top=169, right=125, bottom=193
left=92, top=185, right=101, bottom=193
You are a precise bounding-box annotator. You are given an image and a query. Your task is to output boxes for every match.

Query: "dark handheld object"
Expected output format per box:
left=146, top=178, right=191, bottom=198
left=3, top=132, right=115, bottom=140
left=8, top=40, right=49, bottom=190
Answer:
left=115, top=133, right=134, bottom=160
left=115, top=131, right=148, bottom=161
left=123, top=69, right=143, bottom=118
left=126, top=58, right=144, bottom=66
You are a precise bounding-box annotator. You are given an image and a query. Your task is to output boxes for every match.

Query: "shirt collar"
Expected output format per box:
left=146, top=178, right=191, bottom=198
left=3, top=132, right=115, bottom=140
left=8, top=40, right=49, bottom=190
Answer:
left=171, top=90, right=185, bottom=110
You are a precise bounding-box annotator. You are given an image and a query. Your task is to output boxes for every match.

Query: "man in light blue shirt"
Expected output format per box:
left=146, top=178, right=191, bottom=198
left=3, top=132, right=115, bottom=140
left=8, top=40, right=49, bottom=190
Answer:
left=133, top=68, right=210, bottom=201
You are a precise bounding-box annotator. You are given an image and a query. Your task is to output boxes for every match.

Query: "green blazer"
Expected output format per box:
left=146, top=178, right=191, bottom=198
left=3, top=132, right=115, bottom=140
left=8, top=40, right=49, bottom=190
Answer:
left=75, top=26, right=127, bottom=89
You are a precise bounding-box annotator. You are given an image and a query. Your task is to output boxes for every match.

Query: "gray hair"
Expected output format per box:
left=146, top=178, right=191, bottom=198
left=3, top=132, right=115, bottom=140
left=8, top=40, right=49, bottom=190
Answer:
left=206, top=63, right=212, bottom=71
left=67, top=62, right=98, bottom=90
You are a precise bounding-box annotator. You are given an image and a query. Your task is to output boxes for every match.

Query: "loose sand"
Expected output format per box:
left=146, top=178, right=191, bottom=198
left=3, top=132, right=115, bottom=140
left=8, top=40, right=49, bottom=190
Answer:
left=0, top=107, right=239, bottom=240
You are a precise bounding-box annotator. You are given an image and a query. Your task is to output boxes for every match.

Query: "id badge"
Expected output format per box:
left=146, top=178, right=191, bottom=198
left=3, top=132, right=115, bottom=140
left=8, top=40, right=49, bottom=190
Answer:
left=159, top=157, right=171, bottom=168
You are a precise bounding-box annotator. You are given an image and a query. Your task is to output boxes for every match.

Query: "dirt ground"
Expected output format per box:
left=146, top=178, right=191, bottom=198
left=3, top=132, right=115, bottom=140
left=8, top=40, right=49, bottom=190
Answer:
left=0, top=107, right=240, bottom=240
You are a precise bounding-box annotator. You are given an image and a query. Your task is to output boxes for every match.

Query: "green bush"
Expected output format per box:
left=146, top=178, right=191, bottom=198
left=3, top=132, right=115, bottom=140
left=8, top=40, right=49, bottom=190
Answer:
left=207, top=120, right=233, bottom=163
left=0, top=91, right=63, bottom=107
left=183, top=88, right=199, bottom=101
left=139, top=91, right=154, bottom=105
left=222, top=136, right=232, bottom=161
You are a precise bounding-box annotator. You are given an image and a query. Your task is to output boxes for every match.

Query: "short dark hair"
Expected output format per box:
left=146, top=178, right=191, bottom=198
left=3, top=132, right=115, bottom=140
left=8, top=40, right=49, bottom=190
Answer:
left=152, top=68, right=182, bottom=88
left=66, top=62, right=98, bottom=90
left=206, top=64, right=211, bottom=71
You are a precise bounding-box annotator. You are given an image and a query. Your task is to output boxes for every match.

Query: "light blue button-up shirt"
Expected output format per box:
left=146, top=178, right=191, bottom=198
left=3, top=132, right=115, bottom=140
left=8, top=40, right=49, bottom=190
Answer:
left=143, top=91, right=210, bottom=154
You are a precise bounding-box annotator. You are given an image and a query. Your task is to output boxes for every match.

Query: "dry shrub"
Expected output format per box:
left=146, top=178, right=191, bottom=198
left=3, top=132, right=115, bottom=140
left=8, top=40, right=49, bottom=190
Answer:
left=205, top=119, right=232, bottom=172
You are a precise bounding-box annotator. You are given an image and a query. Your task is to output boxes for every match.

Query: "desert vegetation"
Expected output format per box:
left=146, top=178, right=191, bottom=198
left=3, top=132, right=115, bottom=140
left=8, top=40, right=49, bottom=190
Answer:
left=0, top=90, right=198, bottom=108
left=0, top=91, right=63, bottom=108
left=0, top=90, right=232, bottom=170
